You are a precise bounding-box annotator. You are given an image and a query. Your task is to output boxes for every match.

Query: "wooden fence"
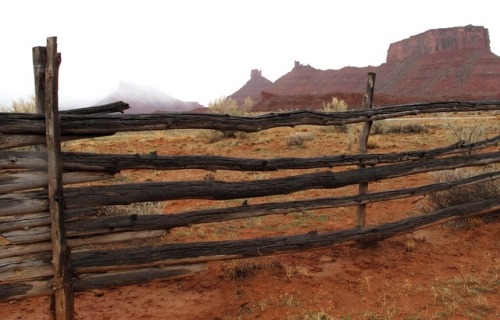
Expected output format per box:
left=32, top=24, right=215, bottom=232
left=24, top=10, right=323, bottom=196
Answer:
left=1, top=37, right=499, bottom=319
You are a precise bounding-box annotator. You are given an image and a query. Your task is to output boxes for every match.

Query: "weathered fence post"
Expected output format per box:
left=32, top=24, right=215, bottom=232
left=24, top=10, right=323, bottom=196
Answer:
left=356, top=72, right=376, bottom=228
left=44, top=36, right=75, bottom=320
left=33, top=47, right=48, bottom=150
left=33, top=46, right=47, bottom=115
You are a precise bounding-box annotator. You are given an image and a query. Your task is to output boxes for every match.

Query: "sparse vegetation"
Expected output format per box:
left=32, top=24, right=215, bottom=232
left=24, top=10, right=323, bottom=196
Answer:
left=440, top=114, right=488, bottom=148
left=285, top=132, right=315, bottom=148
left=371, top=121, right=429, bottom=135
left=2, top=100, right=498, bottom=320
left=303, top=311, right=333, bottom=320
left=422, top=165, right=499, bottom=229
left=320, top=97, right=360, bottom=150
left=322, top=97, right=348, bottom=113
left=205, top=96, right=252, bottom=140
left=430, top=274, right=498, bottom=319
left=96, top=201, right=164, bottom=217
left=0, top=95, right=36, bottom=113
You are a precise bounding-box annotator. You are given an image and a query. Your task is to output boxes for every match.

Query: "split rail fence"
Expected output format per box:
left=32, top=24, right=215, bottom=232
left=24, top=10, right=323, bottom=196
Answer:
left=1, top=37, right=499, bottom=319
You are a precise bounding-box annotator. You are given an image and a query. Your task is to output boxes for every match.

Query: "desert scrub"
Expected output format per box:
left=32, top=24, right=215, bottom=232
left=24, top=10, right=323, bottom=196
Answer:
left=439, top=114, right=488, bottom=148
left=0, top=95, right=36, bottom=113
left=422, top=165, right=499, bottom=229
left=206, top=96, right=253, bottom=139
left=285, top=132, right=315, bottom=148
left=96, top=201, right=164, bottom=217
left=371, top=121, right=429, bottom=134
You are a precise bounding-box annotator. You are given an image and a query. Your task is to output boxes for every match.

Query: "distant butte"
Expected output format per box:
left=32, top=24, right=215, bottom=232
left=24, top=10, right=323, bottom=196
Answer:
left=229, top=69, right=273, bottom=106
left=230, top=25, right=500, bottom=112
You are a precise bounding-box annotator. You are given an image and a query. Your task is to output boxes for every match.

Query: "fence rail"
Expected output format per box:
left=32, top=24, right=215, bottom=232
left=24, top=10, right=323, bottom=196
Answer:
left=0, top=37, right=499, bottom=319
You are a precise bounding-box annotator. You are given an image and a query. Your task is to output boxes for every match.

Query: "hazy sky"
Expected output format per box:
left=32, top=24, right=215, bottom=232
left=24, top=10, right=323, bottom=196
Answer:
left=1, top=0, right=499, bottom=109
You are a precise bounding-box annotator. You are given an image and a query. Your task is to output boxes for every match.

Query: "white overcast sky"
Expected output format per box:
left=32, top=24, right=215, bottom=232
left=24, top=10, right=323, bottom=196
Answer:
left=1, top=0, right=499, bottom=109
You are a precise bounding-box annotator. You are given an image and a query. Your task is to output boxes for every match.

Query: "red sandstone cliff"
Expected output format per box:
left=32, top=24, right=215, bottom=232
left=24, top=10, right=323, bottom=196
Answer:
left=249, top=25, right=500, bottom=111
left=387, top=25, right=490, bottom=62
left=229, top=69, right=273, bottom=106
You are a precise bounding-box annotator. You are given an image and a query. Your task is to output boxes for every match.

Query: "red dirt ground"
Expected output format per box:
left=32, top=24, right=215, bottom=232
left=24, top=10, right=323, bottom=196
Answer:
left=1, top=119, right=498, bottom=319
left=2, top=221, right=499, bottom=320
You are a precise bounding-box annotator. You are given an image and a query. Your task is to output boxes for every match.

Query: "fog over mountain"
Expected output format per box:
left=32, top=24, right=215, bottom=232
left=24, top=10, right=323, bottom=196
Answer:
left=97, top=81, right=204, bottom=113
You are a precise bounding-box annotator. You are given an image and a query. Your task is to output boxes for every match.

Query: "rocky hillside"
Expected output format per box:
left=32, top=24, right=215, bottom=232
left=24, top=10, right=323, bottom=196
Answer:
left=229, top=69, right=273, bottom=106
left=246, top=25, right=500, bottom=111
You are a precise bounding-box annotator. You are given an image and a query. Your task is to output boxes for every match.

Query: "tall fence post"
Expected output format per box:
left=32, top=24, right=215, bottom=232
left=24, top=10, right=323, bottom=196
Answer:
left=33, top=46, right=47, bottom=114
left=356, top=72, right=376, bottom=228
left=44, top=36, right=75, bottom=320
left=33, top=46, right=47, bottom=152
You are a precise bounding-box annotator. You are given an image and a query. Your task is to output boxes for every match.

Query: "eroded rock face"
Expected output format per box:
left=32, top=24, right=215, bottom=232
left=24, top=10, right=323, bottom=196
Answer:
left=229, top=69, right=273, bottom=107
left=387, top=25, right=490, bottom=63
left=249, top=25, right=500, bottom=111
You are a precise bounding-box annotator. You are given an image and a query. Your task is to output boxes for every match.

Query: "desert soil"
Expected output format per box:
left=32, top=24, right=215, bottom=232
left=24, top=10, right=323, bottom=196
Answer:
left=1, top=116, right=498, bottom=319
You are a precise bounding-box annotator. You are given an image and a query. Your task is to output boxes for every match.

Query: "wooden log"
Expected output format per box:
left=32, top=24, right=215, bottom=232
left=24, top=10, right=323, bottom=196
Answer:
left=61, top=101, right=129, bottom=115
left=5, top=199, right=494, bottom=290
left=2, top=135, right=498, bottom=172
left=33, top=46, right=47, bottom=153
left=0, top=208, right=95, bottom=234
left=357, top=72, right=376, bottom=228
left=0, top=212, right=50, bottom=233
left=0, top=279, right=52, bottom=301
left=1, top=199, right=497, bottom=299
left=33, top=46, right=47, bottom=115
left=74, top=263, right=205, bottom=291
left=0, top=193, right=48, bottom=217
left=0, top=208, right=95, bottom=235
left=2, top=226, right=51, bottom=244
left=0, top=231, right=167, bottom=283
left=0, top=101, right=499, bottom=135
left=2, top=170, right=496, bottom=243
left=0, top=255, right=52, bottom=283
left=0, top=171, right=114, bottom=194
left=0, top=242, right=52, bottom=259
left=0, top=230, right=165, bottom=259
left=61, top=152, right=500, bottom=208
left=0, top=133, right=115, bottom=150
left=44, top=36, right=75, bottom=319
left=0, top=264, right=205, bottom=301
left=0, top=134, right=46, bottom=150
left=66, top=170, right=500, bottom=235
left=72, top=198, right=499, bottom=273
left=0, top=152, right=498, bottom=216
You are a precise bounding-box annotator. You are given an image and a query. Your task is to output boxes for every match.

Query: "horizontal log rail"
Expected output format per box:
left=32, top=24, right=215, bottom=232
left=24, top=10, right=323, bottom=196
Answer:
left=65, top=170, right=500, bottom=235
left=60, top=101, right=129, bottom=115
left=0, top=171, right=113, bottom=194
left=0, top=152, right=497, bottom=216
left=2, top=136, right=498, bottom=172
left=71, top=198, right=498, bottom=272
left=0, top=101, right=499, bottom=135
left=0, top=101, right=127, bottom=150
left=1, top=97, right=498, bottom=306
left=1, top=170, right=497, bottom=243
left=0, top=263, right=206, bottom=301
left=1, top=199, right=497, bottom=299
left=0, top=230, right=165, bottom=259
